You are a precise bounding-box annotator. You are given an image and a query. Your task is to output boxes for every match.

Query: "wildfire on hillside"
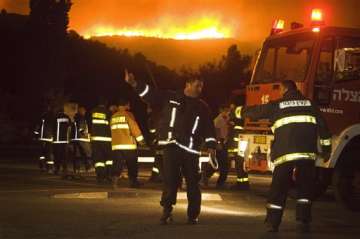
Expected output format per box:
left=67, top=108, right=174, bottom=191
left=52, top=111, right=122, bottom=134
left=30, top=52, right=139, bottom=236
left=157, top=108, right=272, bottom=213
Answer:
left=83, top=16, right=234, bottom=40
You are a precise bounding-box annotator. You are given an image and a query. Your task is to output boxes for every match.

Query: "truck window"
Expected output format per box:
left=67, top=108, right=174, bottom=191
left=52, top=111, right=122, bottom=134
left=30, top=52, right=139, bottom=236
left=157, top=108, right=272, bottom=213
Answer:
left=334, top=37, right=360, bottom=82
left=314, top=37, right=334, bottom=105
left=253, top=34, right=315, bottom=84
left=316, top=37, right=333, bottom=84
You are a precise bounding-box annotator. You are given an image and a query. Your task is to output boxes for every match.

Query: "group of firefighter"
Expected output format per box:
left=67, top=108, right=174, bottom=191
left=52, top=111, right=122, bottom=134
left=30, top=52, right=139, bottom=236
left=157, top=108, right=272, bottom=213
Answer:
left=34, top=98, right=250, bottom=190
left=34, top=69, right=332, bottom=233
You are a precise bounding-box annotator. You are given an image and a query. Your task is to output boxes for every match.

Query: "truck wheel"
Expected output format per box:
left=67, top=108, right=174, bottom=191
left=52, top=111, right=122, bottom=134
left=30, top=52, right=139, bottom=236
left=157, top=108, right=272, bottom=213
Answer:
left=333, top=166, right=360, bottom=212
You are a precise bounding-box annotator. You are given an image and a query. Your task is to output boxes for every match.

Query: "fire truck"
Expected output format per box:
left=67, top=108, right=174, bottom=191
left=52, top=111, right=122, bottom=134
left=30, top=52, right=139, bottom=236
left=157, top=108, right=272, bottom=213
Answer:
left=237, top=9, right=360, bottom=211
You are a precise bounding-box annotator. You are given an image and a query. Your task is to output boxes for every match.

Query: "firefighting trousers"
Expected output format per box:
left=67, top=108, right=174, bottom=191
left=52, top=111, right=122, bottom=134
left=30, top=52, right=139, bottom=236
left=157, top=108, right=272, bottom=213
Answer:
left=235, top=156, right=249, bottom=185
left=151, top=153, right=163, bottom=179
left=53, top=143, right=69, bottom=174
left=72, top=141, right=92, bottom=171
left=38, top=141, right=53, bottom=170
left=204, top=146, right=229, bottom=185
left=91, top=141, right=112, bottom=179
left=160, top=145, right=201, bottom=219
left=112, top=150, right=138, bottom=181
left=266, top=160, right=315, bottom=227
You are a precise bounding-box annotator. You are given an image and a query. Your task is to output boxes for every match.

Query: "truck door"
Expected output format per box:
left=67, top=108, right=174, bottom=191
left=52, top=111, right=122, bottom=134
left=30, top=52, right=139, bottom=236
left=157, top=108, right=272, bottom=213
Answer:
left=315, top=36, right=360, bottom=135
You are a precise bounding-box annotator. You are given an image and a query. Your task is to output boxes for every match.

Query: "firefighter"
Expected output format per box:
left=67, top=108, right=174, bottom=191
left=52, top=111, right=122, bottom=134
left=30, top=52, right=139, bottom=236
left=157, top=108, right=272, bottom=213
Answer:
left=124, top=69, right=217, bottom=225
left=52, top=104, right=72, bottom=178
left=89, top=99, right=113, bottom=184
left=236, top=80, right=331, bottom=233
left=202, top=105, right=231, bottom=188
left=34, top=105, right=54, bottom=172
left=71, top=105, right=92, bottom=175
left=229, top=103, right=250, bottom=190
left=110, top=98, right=145, bottom=189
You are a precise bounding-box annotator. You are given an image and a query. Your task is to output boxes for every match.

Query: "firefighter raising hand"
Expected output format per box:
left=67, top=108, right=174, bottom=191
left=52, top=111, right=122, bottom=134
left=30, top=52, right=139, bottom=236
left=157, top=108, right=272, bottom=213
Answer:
left=124, top=69, right=137, bottom=88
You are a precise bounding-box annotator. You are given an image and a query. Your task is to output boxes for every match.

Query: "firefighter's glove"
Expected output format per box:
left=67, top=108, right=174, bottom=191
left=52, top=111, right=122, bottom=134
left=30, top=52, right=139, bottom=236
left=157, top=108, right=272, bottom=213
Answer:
left=124, top=69, right=137, bottom=88
left=321, top=145, right=331, bottom=163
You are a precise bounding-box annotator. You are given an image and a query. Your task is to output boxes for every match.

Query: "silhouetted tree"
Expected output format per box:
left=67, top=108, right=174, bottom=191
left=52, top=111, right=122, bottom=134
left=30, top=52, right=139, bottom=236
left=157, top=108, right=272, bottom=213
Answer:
left=29, top=0, right=72, bottom=37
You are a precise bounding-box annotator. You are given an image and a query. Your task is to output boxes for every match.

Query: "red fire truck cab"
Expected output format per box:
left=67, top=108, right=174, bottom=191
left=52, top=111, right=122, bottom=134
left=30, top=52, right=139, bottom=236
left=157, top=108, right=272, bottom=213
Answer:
left=239, top=9, right=360, bottom=211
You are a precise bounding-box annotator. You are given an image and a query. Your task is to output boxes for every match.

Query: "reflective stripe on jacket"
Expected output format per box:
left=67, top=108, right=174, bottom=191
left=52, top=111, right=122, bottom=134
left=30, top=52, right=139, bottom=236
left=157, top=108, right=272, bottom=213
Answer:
left=89, top=106, right=111, bottom=142
left=241, top=89, right=331, bottom=166
left=111, top=109, right=143, bottom=151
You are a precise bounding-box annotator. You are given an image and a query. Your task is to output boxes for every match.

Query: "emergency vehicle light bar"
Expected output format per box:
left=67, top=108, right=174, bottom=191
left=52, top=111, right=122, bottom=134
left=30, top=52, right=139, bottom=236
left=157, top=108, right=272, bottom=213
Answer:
left=311, top=8, right=325, bottom=33
left=311, top=9, right=323, bottom=22
left=271, top=19, right=285, bottom=35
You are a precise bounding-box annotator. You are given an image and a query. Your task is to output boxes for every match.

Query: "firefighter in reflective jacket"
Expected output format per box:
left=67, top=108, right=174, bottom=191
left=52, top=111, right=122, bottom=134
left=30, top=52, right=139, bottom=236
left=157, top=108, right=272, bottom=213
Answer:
left=52, top=107, right=72, bottom=177
left=34, top=106, right=54, bottom=172
left=90, top=100, right=113, bottom=183
left=125, top=69, right=217, bottom=225
left=229, top=103, right=249, bottom=190
left=110, top=99, right=145, bottom=188
left=70, top=106, right=92, bottom=174
left=236, top=80, right=331, bottom=232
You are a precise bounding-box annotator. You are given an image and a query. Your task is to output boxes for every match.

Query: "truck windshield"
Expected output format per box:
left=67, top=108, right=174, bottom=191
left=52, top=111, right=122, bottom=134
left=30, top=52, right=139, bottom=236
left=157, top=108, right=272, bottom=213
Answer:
left=253, top=34, right=315, bottom=83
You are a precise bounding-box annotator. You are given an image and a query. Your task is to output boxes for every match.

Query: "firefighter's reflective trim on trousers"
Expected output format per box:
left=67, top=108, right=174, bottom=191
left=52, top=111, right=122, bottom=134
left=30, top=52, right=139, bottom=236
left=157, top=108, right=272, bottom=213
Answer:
left=95, top=162, right=106, bottom=168
left=91, top=136, right=112, bottom=142
left=139, top=84, right=149, bottom=97
left=92, top=119, right=109, bottom=125
left=34, top=131, right=40, bottom=135
left=92, top=112, right=106, bottom=119
left=320, top=138, right=331, bottom=146
left=39, top=138, right=53, bottom=142
left=297, top=198, right=311, bottom=204
left=266, top=203, right=283, bottom=210
left=111, top=123, right=129, bottom=130
left=112, top=144, right=137, bottom=150
left=40, top=119, right=45, bottom=137
left=234, top=125, right=243, bottom=130
left=105, top=160, right=113, bottom=166
left=235, top=106, right=243, bottom=119
left=138, top=157, right=154, bottom=163
left=237, top=177, right=249, bottom=183
left=152, top=167, right=160, bottom=174
left=39, top=156, right=45, bottom=160
left=271, top=115, right=317, bottom=132
left=136, top=135, right=144, bottom=142
left=150, top=129, right=156, bottom=133
left=273, top=153, right=317, bottom=166
left=46, top=161, right=54, bottom=165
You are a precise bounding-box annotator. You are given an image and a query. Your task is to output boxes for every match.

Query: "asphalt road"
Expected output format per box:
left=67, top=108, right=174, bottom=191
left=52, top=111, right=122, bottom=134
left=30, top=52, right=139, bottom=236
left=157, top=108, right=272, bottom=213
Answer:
left=0, top=160, right=359, bottom=239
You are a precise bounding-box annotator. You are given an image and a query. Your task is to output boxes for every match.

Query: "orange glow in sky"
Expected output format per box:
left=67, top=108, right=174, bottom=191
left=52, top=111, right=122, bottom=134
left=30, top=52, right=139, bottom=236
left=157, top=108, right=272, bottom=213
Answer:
left=83, top=16, right=233, bottom=40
